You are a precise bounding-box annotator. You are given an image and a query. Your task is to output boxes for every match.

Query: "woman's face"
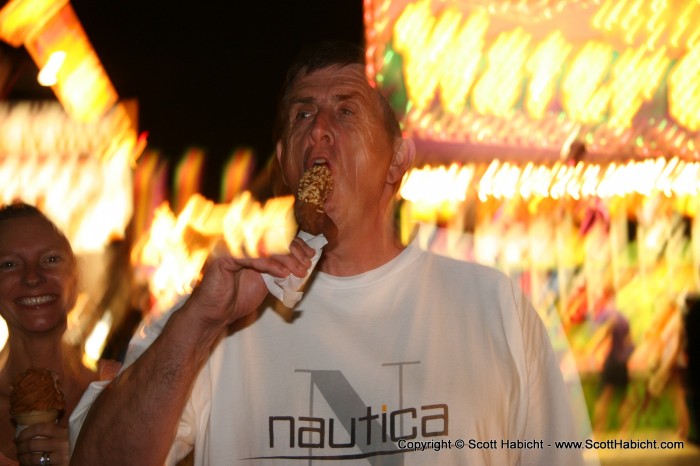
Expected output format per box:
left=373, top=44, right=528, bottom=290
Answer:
left=0, top=216, right=77, bottom=335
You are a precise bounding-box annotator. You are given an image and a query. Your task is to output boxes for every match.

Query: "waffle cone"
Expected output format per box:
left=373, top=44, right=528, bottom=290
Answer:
left=13, top=409, right=59, bottom=426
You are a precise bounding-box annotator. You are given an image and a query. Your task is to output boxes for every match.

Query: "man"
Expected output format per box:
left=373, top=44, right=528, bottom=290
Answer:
left=70, top=41, right=590, bottom=465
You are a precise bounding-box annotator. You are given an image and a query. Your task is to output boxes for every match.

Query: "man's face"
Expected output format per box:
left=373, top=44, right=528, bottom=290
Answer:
left=276, top=64, right=396, bottom=232
left=0, top=216, right=77, bottom=334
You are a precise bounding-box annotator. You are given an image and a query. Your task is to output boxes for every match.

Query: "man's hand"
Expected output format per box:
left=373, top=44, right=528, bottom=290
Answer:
left=185, top=236, right=315, bottom=329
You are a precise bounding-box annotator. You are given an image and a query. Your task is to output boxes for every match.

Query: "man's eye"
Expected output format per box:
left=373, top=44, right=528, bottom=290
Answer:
left=295, top=111, right=312, bottom=120
left=46, top=256, right=62, bottom=264
left=340, top=108, right=354, bottom=116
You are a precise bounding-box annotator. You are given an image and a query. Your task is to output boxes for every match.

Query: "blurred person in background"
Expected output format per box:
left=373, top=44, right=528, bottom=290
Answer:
left=70, top=41, right=591, bottom=466
left=649, top=303, right=690, bottom=439
left=592, top=308, right=635, bottom=432
left=627, top=299, right=690, bottom=437
left=0, top=203, right=119, bottom=466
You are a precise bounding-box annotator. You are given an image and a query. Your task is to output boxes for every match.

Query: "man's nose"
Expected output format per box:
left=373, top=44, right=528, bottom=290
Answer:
left=310, top=110, right=334, bottom=144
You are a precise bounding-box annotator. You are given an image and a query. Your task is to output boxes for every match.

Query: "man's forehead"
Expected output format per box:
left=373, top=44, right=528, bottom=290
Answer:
left=290, top=64, right=373, bottom=97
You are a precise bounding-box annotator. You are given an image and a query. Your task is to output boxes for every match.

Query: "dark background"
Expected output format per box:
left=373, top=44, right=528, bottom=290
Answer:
left=2, top=0, right=365, bottom=200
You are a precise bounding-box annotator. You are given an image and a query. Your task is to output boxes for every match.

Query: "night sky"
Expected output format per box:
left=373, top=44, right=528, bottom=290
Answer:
left=9, top=0, right=365, bottom=200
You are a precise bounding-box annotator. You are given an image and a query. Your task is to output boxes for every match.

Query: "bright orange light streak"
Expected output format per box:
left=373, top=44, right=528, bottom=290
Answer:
left=439, top=9, right=489, bottom=115
left=37, top=50, right=65, bottom=86
left=645, top=0, right=668, bottom=35
left=657, top=156, right=679, bottom=196
left=603, top=0, right=628, bottom=31
left=394, top=0, right=440, bottom=109
left=550, top=163, right=573, bottom=199
left=477, top=160, right=501, bottom=201
left=668, top=45, right=700, bottom=131
left=674, top=162, right=700, bottom=195
left=1, top=0, right=127, bottom=123
left=609, top=46, right=670, bottom=128
left=0, top=103, right=136, bottom=254
left=592, top=0, right=614, bottom=30
left=594, top=0, right=700, bottom=52
left=525, top=31, right=572, bottom=120
left=401, top=164, right=471, bottom=203
left=561, top=42, right=613, bottom=124
left=0, top=0, right=67, bottom=46
left=670, top=2, right=696, bottom=48
left=222, top=193, right=296, bottom=257
left=517, top=162, right=536, bottom=199
left=581, top=164, right=602, bottom=197
left=620, top=0, right=643, bottom=33
left=472, top=27, right=531, bottom=117
left=133, top=193, right=296, bottom=310
left=403, top=158, right=700, bottom=213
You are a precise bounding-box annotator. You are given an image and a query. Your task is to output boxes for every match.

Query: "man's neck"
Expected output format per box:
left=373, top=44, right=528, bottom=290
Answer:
left=318, top=224, right=404, bottom=277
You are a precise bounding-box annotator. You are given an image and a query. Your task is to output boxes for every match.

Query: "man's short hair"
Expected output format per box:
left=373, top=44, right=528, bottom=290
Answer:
left=273, top=40, right=402, bottom=144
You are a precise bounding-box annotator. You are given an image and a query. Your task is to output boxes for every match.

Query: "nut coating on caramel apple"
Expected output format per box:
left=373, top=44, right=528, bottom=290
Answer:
left=295, top=164, right=334, bottom=234
left=297, top=164, right=333, bottom=211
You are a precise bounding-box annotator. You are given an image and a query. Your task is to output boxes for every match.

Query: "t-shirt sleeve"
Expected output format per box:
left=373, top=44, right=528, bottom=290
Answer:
left=164, top=398, right=197, bottom=466
left=69, top=298, right=196, bottom=463
left=513, top=281, right=598, bottom=466
left=68, top=379, right=111, bottom=453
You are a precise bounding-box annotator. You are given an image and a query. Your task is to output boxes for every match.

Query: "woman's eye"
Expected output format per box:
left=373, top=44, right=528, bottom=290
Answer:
left=0, top=261, right=15, bottom=269
left=46, top=256, right=62, bottom=264
left=340, top=108, right=354, bottom=116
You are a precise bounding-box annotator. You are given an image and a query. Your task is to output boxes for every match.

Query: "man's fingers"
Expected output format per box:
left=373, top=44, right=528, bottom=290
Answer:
left=205, top=235, right=315, bottom=280
left=290, top=236, right=316, bottom=259
left=233, top=255, right=296, bottom=278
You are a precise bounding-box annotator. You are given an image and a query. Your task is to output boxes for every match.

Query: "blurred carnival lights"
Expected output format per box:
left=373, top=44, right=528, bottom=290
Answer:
left=131, top=193, right=297, bottom=313
left=37, top=51, right=66, bottom=86
left=0, top=102, right=138, bottom=252
left=0, top=101, right=140, bottom=351
left=0, top=0, right=119, bottom=123
left=400, top=158, right=700, bottom=207
left=380, top=0, right=700, bottom=160
left=82, top=311, right=112, bottom=369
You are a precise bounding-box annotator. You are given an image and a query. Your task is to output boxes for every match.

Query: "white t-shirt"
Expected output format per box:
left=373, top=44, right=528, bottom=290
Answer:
left=71, top=239, right=592, bottom=465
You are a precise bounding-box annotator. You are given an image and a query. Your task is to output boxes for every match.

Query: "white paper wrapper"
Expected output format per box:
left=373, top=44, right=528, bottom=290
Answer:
left=262, top=231, right=327, bottom=308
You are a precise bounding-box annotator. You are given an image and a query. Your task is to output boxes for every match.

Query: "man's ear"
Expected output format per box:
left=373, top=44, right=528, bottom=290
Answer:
left=275, top=140, right=289, bottom=186
left=271, top=140, right=294, bottom=196
left=275, top=140, right=283, bottom=165
left=387, top=138, right=415, bottom=185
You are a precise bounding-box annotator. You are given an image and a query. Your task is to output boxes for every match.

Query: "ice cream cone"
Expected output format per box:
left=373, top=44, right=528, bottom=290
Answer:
left=10, top=368, right=65, bottom=437
left=13, top=409, right=60, bottom=437
left=13, top=409, right=60, bottom=426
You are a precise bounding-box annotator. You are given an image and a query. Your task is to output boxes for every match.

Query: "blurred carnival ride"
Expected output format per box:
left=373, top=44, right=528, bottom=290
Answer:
left=366, top=0, right=700, bottom=435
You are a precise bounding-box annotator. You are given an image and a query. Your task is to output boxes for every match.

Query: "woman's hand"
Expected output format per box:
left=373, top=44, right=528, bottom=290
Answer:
left=15, top=422, right=69, bottom=466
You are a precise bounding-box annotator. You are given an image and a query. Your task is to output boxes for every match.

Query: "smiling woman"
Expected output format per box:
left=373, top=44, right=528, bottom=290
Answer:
left=0, top=203, right=119, bottom=466
left=0, top=206, right=77, bottom=336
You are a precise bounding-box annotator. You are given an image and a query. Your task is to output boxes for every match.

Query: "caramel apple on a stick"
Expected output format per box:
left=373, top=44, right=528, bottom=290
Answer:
left=295, top=164, right=334, bottom=235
